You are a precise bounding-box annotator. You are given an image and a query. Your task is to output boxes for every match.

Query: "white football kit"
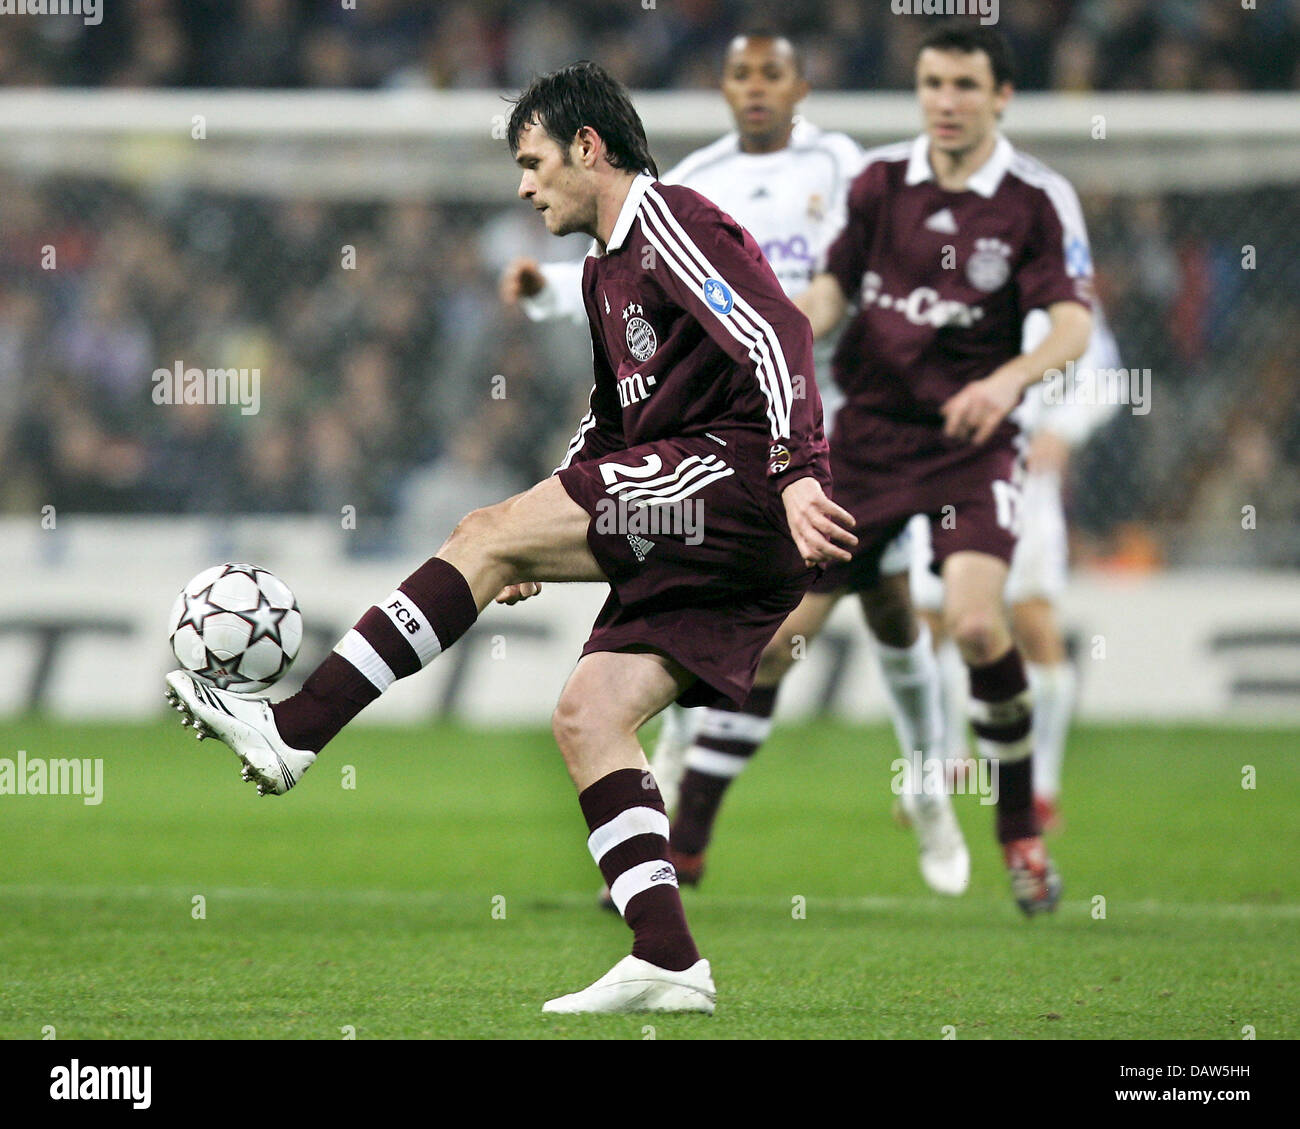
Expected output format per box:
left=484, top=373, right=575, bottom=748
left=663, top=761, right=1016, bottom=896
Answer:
left=906, top=303, right=1122, bottom=609
left=520, top=118, right=863, bottom=408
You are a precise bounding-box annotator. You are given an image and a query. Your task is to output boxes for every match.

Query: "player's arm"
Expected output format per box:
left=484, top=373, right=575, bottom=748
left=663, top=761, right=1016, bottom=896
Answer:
left=942, top=301, right=1092, bottom=446
left=793, top=272, right=849, bottom=340
left=945, top=175, right=1096, bottom=446
left=499, top=258, right=587, bottom=324
left=1028, top=304, right=1123, bottom=472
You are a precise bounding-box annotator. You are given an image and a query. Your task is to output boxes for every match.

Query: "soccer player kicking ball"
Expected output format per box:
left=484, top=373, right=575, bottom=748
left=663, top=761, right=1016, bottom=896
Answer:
left=678, top=25, right=1094, bottom=915
left=503, top=32, right=967, bottom=898
left=164, top=62, right=853, bottom=1014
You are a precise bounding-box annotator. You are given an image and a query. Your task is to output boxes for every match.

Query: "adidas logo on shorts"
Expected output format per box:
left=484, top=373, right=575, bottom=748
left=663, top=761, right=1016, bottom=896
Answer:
left=626, top=534, right=655, bottom=562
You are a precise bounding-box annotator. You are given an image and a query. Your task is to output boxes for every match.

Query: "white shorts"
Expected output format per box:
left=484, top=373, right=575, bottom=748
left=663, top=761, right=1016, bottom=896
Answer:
left=907, top=470, right=1068, bottom=611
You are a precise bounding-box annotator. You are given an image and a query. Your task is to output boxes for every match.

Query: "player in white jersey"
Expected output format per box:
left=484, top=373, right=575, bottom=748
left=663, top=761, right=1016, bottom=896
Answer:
left=500, top=32, right=968, bottom=897
left=907, top=303, right=1121, bottom=831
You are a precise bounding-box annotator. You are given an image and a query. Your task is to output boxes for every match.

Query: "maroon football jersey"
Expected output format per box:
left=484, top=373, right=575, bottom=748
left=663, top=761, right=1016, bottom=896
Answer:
left=558, top=174, right=831, bottom=493
left=822, top=135, right=1093, bottom=434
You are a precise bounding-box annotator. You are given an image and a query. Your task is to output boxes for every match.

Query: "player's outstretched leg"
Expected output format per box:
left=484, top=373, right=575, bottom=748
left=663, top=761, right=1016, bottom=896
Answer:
left=166, top=477, right=602, bottom=795
left=944, top=552, right=1061, bottom=916
left=544, top=651, right=715, bottom=1015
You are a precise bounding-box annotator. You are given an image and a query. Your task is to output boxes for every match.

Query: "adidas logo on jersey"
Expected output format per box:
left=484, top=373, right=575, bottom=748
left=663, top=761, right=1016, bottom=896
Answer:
left=925, top=208, right=958, bottom=234
left=626, top=534, right=655, bottom=562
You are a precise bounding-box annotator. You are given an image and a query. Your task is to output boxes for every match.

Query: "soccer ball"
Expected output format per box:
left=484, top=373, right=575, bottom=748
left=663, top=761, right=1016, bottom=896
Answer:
left=168, top=563, right=303, bottom=693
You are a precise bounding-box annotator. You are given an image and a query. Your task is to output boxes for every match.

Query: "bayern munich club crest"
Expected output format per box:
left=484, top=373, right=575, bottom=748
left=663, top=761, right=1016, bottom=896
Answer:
left=623, top=302, right=657, bottom=361
left=965, top=238, right=1012, bottom=292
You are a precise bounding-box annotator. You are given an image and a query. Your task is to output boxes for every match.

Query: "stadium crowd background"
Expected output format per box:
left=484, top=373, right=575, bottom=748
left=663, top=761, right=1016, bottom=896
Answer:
left=1, top=0, right=1298, bottom=568
left=4, top=0, right=1299, bottom=92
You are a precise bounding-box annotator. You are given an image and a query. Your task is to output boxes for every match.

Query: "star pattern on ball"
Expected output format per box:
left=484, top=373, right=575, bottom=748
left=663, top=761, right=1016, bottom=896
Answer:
left=241, top=591, right=290, bottom=648
left=200, top=652, right=244, bottom=689
left=222, top=563, right=262, bottom=582
left=175, top=585, right=221, bottom=634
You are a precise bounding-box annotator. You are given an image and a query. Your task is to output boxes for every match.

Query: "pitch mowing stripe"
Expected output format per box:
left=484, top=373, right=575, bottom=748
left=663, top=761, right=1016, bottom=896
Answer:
left=0, top=884, right=1297, bottom=920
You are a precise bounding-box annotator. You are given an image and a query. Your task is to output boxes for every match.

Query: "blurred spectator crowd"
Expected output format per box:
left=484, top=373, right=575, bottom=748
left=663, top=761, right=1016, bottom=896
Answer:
left=1, top=0, right=1299, bottom=565
left=0, top=173, right=599, bottom=551
left=1, top=168, right=1298, bottom=564
left=0, top=0, right=1298, bottom=93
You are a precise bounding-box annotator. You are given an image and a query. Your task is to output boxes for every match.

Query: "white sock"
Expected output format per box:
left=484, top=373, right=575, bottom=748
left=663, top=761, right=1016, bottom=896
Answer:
left=935, top=637, right=971, bottom=762
left=649, top=703, right=696, bottom=816
left=875, top=621, right=944, bottom=783
left=1027, top=661, right=1076, bottom=799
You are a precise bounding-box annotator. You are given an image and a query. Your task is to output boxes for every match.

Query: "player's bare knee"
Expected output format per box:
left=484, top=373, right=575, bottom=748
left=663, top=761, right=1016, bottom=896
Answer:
left=444, top=502, right=517, bottom=570
left=550, top=692, right=587, bottom=758
left=444, top=504, right=496, bottom=551
left=948, top=610, right=1005, bottom=666
left=551, top=691, right=627, bottom=759
left=862, top=597, right=915, bottom=648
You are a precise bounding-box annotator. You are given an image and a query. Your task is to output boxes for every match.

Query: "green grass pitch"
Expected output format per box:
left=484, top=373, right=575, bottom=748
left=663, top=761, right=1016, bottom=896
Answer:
left=0, top=717, right=1295, bottom=1040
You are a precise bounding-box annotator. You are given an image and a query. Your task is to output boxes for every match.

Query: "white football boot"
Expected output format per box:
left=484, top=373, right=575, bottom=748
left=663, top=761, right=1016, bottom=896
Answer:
left=648, top=703, right=695, bottom=816
left=164, top=670, right=316, bottom=796
left=543, top=955, right=715, bottom=1015
left=894, top=757, right=970, bottom=896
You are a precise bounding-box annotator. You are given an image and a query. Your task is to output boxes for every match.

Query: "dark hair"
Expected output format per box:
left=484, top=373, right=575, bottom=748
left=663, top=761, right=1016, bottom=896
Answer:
left=507, top=60, right=658, bottom=178
left=918, top=23, right=1015, bottom=88
left=728, top=29, right=806, bottom=78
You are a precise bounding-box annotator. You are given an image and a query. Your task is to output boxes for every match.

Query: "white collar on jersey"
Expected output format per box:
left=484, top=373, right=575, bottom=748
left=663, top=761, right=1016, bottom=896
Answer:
left=602, top=171, right=656, bottom=254
left=904, top=132, right=1014, bottom=198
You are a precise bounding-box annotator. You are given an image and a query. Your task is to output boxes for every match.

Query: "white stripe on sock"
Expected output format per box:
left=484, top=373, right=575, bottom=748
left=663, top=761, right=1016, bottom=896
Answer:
left=378, top=589, right=443, bottom=666
left=334, top=629, right=396, bottom=693
left=586, top=806, right=669, bottom=865
left=609, top=858, right=679, bottom=916
left=684, top=745, right=751, bottom=779
left=976, top=735, right=1033, bottom=762
left=696, top=709, right=772, bottom=744
left=968, top=689, right=1032, bottom=727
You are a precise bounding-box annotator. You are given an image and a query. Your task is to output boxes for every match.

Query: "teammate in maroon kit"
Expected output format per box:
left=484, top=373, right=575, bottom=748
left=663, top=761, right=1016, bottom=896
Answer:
left=671, top=25, right=1093, bottom=915
left=163, top=61, right=855, bottom=1011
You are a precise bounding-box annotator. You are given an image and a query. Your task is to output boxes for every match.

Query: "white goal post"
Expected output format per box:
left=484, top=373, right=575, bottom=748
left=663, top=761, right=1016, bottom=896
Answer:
left=1, top=90, right=1297, bottom=200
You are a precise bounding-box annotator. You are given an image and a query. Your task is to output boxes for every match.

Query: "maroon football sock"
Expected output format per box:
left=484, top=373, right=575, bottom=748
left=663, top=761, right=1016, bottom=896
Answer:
left=671, top=684, right=778, bottom=856
left=967, top=647, right=1037, bottom=843
left=272, top=557, right=477, bottom=753
left=581, top=768, right=700, bottom=972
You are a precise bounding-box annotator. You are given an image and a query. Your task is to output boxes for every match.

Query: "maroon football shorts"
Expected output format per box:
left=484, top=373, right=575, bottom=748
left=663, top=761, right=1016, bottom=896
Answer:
left=556, top=433, right=814, bottom=708
left=812, top=408, right=1023, bottom=594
